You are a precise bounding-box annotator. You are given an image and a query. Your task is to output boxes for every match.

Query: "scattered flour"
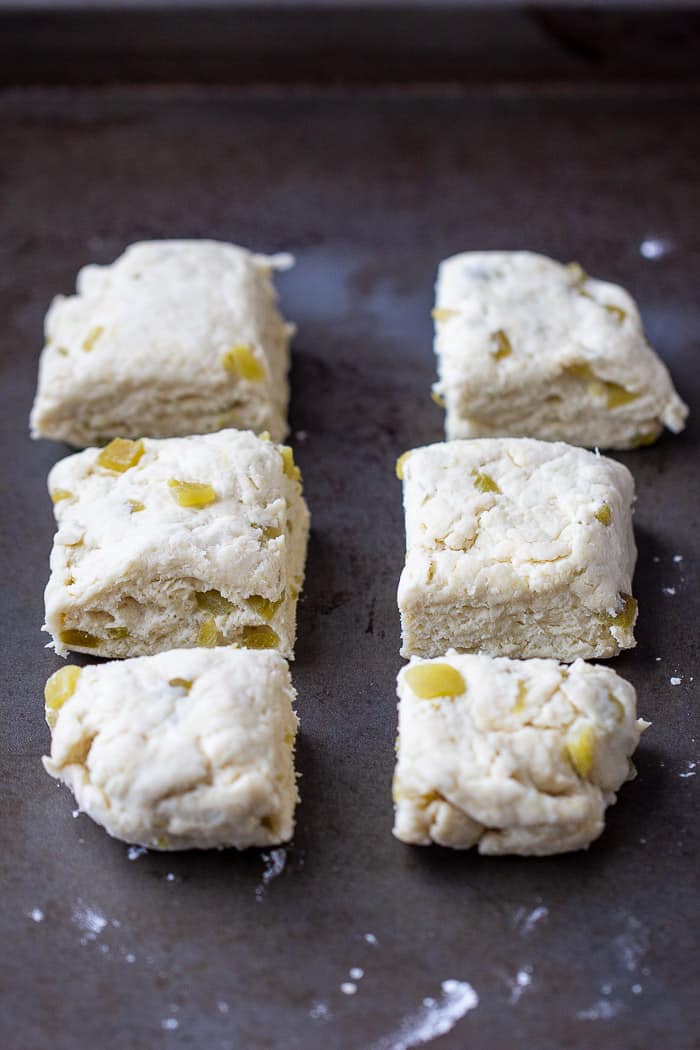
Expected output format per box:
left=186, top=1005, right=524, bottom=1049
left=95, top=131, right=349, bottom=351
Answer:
left=632, top=984, right=643, bottom=995
left=341, top=982, right=358, bottom=996
left=72, top=899, right=108, bottom=943
left=370, top=979, right=479, bottom=1050
left=576, top=999, right=622, bottom=1021
left=514, top=905, right=548, bottom=935
left=350, top=968, right=365, bottom=981
left=161, top=1018, right=179, bottom=1031
left=217, top=1001, right=230, bottom=1015
left=310, top=1002, right=331, bottom=1021
left=364, top=933, right=379, bottom=946
left=680, top=761, right=697, bottom=779
left=673, top=554, right=683, bottom=563
left=507, top=966, right=533, bottom=1005
left=662, top=587, right=677, bottom=596
left=640, top=237, right=673, bottom=260
left=255, top=848, right=287, bottom=901
left=614, top=917, right=649, bottom=973
left=127, top=846, right=147, bottom=861
left=28, top=908, right=44, bottom=923
left=670, top=677, right=682, bottom=686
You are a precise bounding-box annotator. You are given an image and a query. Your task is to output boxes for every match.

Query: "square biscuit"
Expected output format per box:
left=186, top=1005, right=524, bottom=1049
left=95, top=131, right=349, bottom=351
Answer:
left=30, top=240, right=294, bottom=446
left=432, top=251, right=688, bottom=449
left=45, top=429, right=309, bottom=660
left=397, top=438, right=637, bottom=661
left=393, top=653, right=647, bottom=856
left=43, top=648, right=299, bottom=850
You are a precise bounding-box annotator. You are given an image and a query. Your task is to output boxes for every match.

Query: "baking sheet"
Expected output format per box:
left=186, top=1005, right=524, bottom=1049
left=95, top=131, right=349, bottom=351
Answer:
left=0, top=84, right=698, bottom=1049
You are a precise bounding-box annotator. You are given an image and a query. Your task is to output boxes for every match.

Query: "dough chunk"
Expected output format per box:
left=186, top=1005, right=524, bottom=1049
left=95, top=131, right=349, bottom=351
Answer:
left=43, top=648, right=299, bottom=850
left=397, top=438, right=636, bottom=661
left=393, top=652, right=648, bottom=855
left=30, top=240, right=294, bottom=446
left=44, top=429, right=309, bottom=659
left=432, top=251, right=688, bottom=449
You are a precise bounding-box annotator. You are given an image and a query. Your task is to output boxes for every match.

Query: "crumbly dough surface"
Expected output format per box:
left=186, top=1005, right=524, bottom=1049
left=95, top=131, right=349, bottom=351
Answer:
left=432, top=251, right=688, bottom=449
left=43, top=648, right=299, bottom=850
left=398, top=438, right=637, bottom=661
left=44, top=429, right=309, bottom=659
left=30, top=240, right=294, bottom=446
left=393, top=652, right=648, bottom=855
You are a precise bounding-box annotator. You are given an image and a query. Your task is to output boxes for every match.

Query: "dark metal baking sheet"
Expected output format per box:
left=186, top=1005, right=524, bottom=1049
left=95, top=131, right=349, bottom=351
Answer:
left=0, top=84, right=698, bottom=1050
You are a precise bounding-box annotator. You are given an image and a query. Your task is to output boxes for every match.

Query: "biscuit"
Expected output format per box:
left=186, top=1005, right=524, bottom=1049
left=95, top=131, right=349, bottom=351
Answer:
left=43, top=648, right=299, bottom=850
left=30, top=240, right=294, bottom=446
left=393, top=652, right=648, bottom=855
left=397, top=438, right=636, bottom=661
left=45, top=429, right=309, bottom=659
left=432, top=251, right=687, bottom=449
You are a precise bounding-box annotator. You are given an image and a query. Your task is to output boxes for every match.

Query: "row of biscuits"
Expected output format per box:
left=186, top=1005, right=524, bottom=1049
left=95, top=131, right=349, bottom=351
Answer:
left=389, top=251, right=687, bottom=856
left=33, top=242, right=310, bottom=850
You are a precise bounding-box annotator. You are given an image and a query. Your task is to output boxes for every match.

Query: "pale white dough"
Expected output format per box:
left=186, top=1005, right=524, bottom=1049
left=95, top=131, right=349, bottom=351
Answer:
left=393, top=652, right=648, bottom=855
left=44, top=429, right=309, bottom=659
left=397, top=438, right=637, bottom=661
left=30, top=240, right=294, bottom=446
left=432, top=251, right=688, bottom=449
left=43, top=648, right=299, bottom=850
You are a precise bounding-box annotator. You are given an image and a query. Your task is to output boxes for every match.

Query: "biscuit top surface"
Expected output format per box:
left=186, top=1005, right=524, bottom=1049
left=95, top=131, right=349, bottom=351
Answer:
left=436, top=250, right=641, bottom=372
left=397, top=653, right=645, bottom=796
left=48, top=429, right=297, bottom=599
left=37, top=239, right=292, bottom=386
left=400, top=438, right=635, bottom=605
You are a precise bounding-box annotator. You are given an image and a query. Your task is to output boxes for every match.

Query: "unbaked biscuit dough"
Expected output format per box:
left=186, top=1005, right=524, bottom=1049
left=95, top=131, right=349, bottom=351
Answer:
left=393, top=652, right=648, bottom=855
left=432, top=251, right=688, bottom=449
left=43, top=648, right=299, bottom=850
left=397, top=438, right=637, bottom=661
left=30, top=240, right=294, bottom=446
left=44, top=429, right=309, bottom=659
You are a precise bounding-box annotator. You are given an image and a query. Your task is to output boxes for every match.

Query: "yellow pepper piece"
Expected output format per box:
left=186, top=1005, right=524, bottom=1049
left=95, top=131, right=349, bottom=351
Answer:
left=169, top=678, right=192, bottom=691
left=197, top=615, right=218, bottom=647
left=240, top=625, right=279, bottom=650
left=221, top=345, right=266, bottom=382
left=604, top=382, right=640, bottom=408
left=50, top=489, right=73, bottom=504
left=566, top=724, right=596, bottom=779
left=604, top=303, right=627, bottom=323
left=82, top=325, right=104, bottom=351
left=603, top=593, right=637, bottom=630
left=258, top=430, right=271, bottom=442
left=247, top=594, right=284, bottom=621
left=395, top=451, right=412, bottom=481
left=490, top=329, right=512, bottom=360
left=280, top=446, right=301, bottom=482
left=513, top=679, right=527, bottom=714
left=97, top=438, right=145, bottom=473
left=127, top=499, right=145, bottom=513
left=566, top=261, right=587, bottom=283
left=196, top=589, right=235, bottom=615
left=431, top=307, right=458, bottom=322
left=404, top=662, right=466, bottom=700
left=594, top=504, right=612, bottom=526
left=471, top=469, right=501, bottom=495
left=431, top=390, right=446, bottom=409
left=106, top=626, right=128, bottom=640
left=168, top=480, right=217, bottom=508
left=629, top=427, right=661, bottom=448
left=59, top=629, right=100, bottom=649
left=45, top=665, right=82, bottom=712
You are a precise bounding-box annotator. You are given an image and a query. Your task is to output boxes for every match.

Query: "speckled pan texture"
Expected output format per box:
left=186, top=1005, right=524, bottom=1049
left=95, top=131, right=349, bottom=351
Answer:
left=1, top=85, right=697, bottom=1050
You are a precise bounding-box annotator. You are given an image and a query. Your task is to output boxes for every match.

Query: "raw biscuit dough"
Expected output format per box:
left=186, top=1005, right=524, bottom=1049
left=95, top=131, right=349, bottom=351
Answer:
left=393, top=652, right=648, bottom=855
left=43, top=648, right=299, bottom=850
left=397, top=438, right=637, bottom=661
left=44, top=429, right=309, bottom=659
left=30, top=240, right=294, bottom=446
left=432, top=251, right=688, bottom=449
